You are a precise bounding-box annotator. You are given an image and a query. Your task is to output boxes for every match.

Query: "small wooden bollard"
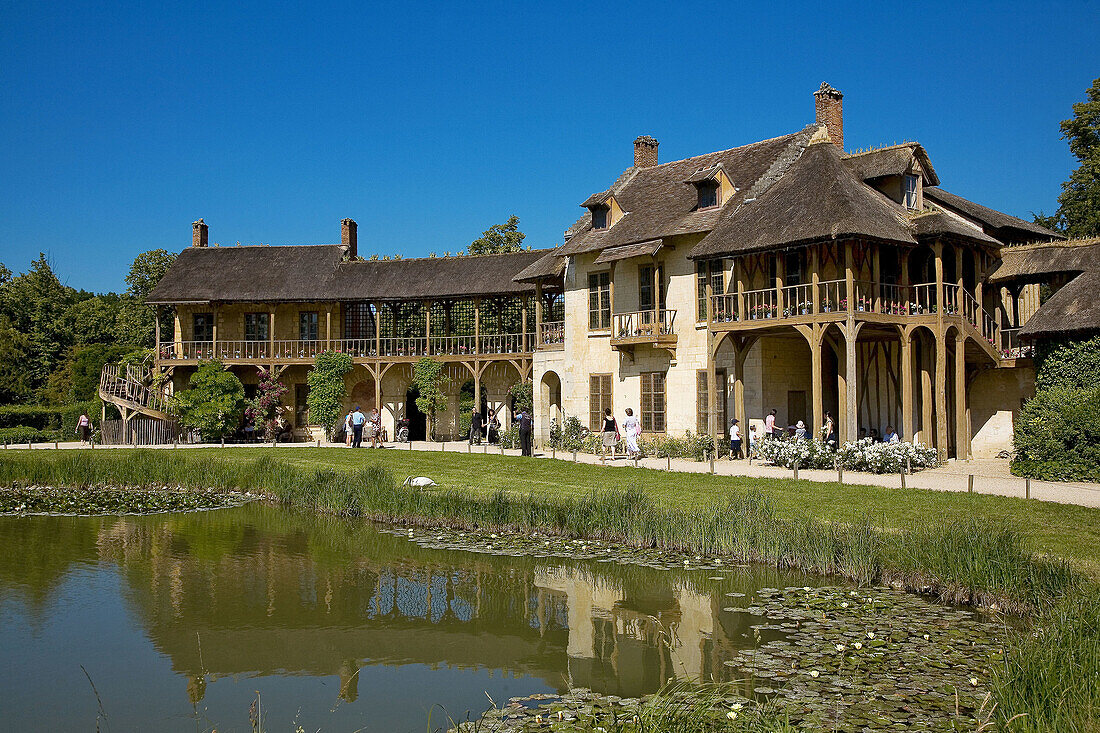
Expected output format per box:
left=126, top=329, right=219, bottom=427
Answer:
left=906, top=458, right=912, bottom=475
left=709, top=455, right=715, bottom=474
left=793, top=461, right=799, bottom=481
left=54, top=441, right=58, bottom=449
left=573, top=450, right=578, bottom=463
left=500, top=443, right=505, bottom=456
left=633, top=455, right=639, bottom=469
left=836, top=461, right=843, bottom=484
left=409, top=440, right=413, bottom=450
left=900, top=466, right=907, bottom=490
left=667, top=455, right=671, bottom=471
left=551, top=447, right=555, bottom=459
left=467, top=442, right=471, bottom=453
left=968, top=475, right=974, bottom=494
left=1026, top=478, right=1031, bottom=500
left=221, top=438, right=225, bottom=448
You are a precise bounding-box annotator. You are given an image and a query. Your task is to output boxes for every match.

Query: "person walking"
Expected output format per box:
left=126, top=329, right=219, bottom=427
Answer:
left=518, top=410, right=533, bottom=456
left=76, top=412, right=91, bottom=444
left=728, top=418, right=742, bottom=459
left=487, top=414, right=500, bottom=444
left=621, top=408, right=641, bottom=457
left=343, top=410, right=353, bottom=447
left=368, top=408, right=382, bottom=448
left=823, top=411, right=836, bottom=446
left=469, top=407, right=482, bottom=445
left=601, top=407, right=619, bottom=460
left=350, top=406, right=366, bottom=448
left=794, top=420, right=807, bottom=440
left=747, top=424, right=759, bottom=460
left=764, top=408, right=777, bottom=438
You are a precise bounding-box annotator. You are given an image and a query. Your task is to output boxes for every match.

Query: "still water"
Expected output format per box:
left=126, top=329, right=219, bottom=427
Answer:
left=0, top=504, right=828, bottom=731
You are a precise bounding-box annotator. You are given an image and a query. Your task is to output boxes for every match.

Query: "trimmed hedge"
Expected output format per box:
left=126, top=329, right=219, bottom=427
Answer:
left=0, top=401, right=99, bottom=434
left=0, top=426, right=60, bottom=444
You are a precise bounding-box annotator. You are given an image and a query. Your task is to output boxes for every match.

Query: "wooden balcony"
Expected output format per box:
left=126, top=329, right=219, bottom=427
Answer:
left=611, top=309, right=677, bottom=354
left=157, top=332, right=536, bottom=366
left=538, top=321, right=565, bottom=351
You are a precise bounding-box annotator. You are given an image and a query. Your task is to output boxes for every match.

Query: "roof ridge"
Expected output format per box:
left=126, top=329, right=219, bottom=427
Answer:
left=1003, top=236, right=1100, bottom=250
left=642, top=128, right=805, bottom=171
left=336, top=247, right=557, bottom=264
left=843, top=142, right=921, bottom=158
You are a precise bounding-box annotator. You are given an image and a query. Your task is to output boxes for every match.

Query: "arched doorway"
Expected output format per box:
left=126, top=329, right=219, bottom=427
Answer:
left=539, top=371, right=562, bottom=441
left=405, top=386, right=427, bottom=441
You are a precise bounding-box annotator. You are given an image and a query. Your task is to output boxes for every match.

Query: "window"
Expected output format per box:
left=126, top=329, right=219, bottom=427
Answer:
left=697, top=180, right=719, bottom=209
left=244, top=313, right=269, bottom=341
left=295, top=384, right=310, bottom=427
left=697, top=369, right=727, bottom=435
left=589, top=374, right=612, bottom=431
left=344, top=302, right=377, bottom=340
left=299, top=311, right=319, bottom=341
left=640, top=372, right=666, bottom=432
left=588, top=271, right=611, bottom=329
left=785, top=250, right=803, bottom=287
left=639, top=264, right=654, bottom=312
left=696, top=260, right=724, bottom=320
left=903, top=175, right=919, bottom=209
left=193, top=313, right=214, bottom=342
left=591, top=206, right=609, bottom=229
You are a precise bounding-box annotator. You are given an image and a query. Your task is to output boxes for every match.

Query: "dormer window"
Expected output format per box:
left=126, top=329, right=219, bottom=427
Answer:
left=697, top=180, right=719, bottom=209
left=591, top=205, right=609, bottom=229
left=903, top=174, right=920, bottom=210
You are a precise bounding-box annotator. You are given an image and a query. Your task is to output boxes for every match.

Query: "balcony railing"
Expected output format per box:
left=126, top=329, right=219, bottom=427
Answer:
left=540, top=321, right=565, bottom=346
left=612, top=310, right=677, bottom=342
left=1001, top=327, right=1033, bottom=359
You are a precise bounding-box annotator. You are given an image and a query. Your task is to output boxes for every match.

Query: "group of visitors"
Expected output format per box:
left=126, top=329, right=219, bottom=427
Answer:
left=467, top=408, right=503, bottom=446
left=343, top=407, right=383, bottom=448
left=598, top=407, right=644, bottom=460
left=724, top=407, right=902, bottom=460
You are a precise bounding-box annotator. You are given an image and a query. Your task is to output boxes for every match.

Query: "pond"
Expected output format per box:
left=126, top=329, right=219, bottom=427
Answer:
left=0, top=504, right=1003, bottom=731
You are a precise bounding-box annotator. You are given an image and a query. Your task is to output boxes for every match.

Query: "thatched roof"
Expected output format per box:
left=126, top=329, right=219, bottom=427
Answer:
left=512, top=246, right=567, bottom=283
left=558, top=127, right=816, bottom=256
left=147, top=245, right=555, bottom=304
left=910, top=210, right=999, bottom=246
left=593, top=239, right=663, bottom=264
left=1019, top=270, right=1100, bottom=340
left=842, top=143, right=940, bottom=186
left=689, top=139, right=917, bottom=258
left=924, top=187, right=1062, bottom=242
left=989, top=238, right=1100, bottom=284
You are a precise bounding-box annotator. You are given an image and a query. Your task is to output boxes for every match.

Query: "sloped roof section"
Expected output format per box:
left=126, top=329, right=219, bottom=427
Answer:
left=910, top=210, right=999, bottom=245
left=989, top=237, right=1100, bottom=283
left=689, top=139, right=917, bottom=259
left=146, top=245, right=346, bottom=304
left=593, top=240, right=663, bottom=264
left=513, top=246, right=568, bottom=283
left=924, top=187, right=1062, bottom=241
left=843, top=143, right=939, bottom=186
left=147, top=245, right=555, bottom=304
left=559, top=128, right=815, bottom=256
left=1019, top=270, right=1100, bottom=340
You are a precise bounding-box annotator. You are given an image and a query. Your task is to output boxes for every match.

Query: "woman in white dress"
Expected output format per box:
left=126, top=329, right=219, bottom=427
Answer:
left=622, top=408, right=642, bottom=457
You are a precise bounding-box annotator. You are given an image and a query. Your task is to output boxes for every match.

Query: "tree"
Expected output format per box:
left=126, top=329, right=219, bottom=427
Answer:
left=509, top=380, right=533, bottom=414
left=65, top=295, right=122, bottom=345
left=0, top=254, right=76, bottom=389
left=413, top=357, right=448, bottom=440
left=467, top=215, right=526, bottom=255
left=1033, top=77, right=1100, bottom=237
left=116, top=249, right=178, bottom=348
left=170, top=361, right=246, bottom=441
left=306, top=351, right=353, bottom=439
left=0, top=315, right=33, bottom=403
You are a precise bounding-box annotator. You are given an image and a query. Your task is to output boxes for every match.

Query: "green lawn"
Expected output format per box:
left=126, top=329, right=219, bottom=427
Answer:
left=158, top=446, right=1100, bottom=577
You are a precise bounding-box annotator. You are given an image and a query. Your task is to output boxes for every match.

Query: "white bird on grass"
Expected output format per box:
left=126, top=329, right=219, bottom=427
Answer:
left=403, top=476, right=437, bottom=488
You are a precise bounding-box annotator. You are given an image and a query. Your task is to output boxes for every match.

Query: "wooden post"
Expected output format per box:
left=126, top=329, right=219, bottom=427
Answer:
left=269, top=307, right=275, bottom=361
left=534, top=283, right=543, bottom=348
left=521, top=296, right=528, bottom=352
left=935, top=330, right=948, bottom=460
left=955, top=330, right=969, bottom=460
left=793, top=461, right=799, bottom=481
left=474, top=299, right=481, bottom=355
left=424, top=301, right=432, bottom=355
left=705, top=264, right=714, bottom=324
left=968, top=474, right=974, bottom=493
left=810, top=328, right=823, bottom=439
left=837, top=461, right=843, bottom=483
left=210, top=307, right=217, bottom=357
left=872, top=242, right=882, bottom=313
left=608, top=262, right=617, bottom=328
left=707, top=344, right=718, bottom=459
left=775, top=252, right=785, bottom=316
left=900, top=467, right=906, bottom=490
left=154, top=310, right=161, bottom=365
left=1025, top=478, right=1031, bottom=500
left=653, top=259, right=661, bottom=324
left=844, top=326, right=858, bottom=445
left=374, top=302, right=381, bottom=356
left=901, top=331, right=913, bottom=443
left=844, top=241, right=855, bottom=315
left=810, top=245, right=820, bottom=314
left=933, top=240, right=944, bottom=320
left=326, top=307, right=332, bottom=350
left=735, top=257, right=746, bottom=321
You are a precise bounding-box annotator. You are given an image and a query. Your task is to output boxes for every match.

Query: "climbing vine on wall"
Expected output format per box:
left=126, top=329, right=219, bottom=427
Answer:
left=413, top=357, right=448, bottom=438
left=307, top=351, right=353, bottom=439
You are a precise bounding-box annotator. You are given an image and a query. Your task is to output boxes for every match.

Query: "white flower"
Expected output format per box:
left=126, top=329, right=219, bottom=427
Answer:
left=835, top=644, right=846, bottom=652
left=866, top=631, right=875, bottom=639
left=970, top=677, right=979, bottom=686
left=809, top=670, right=820, bottom=678
left=923, top=633, right=930, bottom=640
left=726, top=711, right=738, bottom=720
left=841, top=602, right=849, bottom=608
left=729, top=703, right=743, bottom=711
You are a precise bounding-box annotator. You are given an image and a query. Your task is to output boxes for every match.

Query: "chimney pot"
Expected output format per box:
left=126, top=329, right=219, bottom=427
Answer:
left=633, top=135, right=659, bottom=168
left=813, top=82, right=844, bottom=150
left=192, top=219, right=208, bottom=247
left=341, top=218, right=358, bottom=259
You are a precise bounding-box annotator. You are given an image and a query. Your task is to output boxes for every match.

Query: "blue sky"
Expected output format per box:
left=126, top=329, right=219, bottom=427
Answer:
left=2, top=0, right=1098, bottom=292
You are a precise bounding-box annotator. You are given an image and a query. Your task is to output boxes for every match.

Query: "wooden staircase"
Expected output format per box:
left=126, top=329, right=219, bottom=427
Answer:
left=99, top=364, right=171, bottom=421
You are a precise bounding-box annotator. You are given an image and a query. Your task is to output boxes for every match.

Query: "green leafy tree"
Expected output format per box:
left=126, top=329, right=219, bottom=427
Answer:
left=307, top=351, right=353, bottom=439
left=65, top=294, right=122, bottom=345
left=1033, top=77, right=1100, bottom=237
left=0, top=315, right=33, bottom=403
left=170, top=361, right=246, bottom=441
left=0, top=254, right=76, bottom=389
left=413, top=357, right=448, bottom=440
left=115, top=249, right=178, bottom=348
left=509, top=380, right=533, bottom=414
left=467, top=215, right=526, bottom=255
left=68, top=344, right=140, bottom=401
left=245, top=368, right=289, bottom=440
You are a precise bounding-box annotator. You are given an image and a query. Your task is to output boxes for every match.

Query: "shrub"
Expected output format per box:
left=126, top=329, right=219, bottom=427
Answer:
left=498, top=423, right=520, bottom=449
left=549, top=415, right=586, bottom=451
left=757, top=436, right=835, bottom=469
left=1012, top=383, right=1100, bottom=481
left=306, top=351, right=353, bottom=438
left=1033, top=335, right=1100, bottom=391
left=509, top=380, right=532, bottom=414
left=0, top=426, right=57, bottom=444
left=170, top=361, right=246, bottom=441
left=837, top=438, right=939, bottom=473
left=412, top=358, right=447, bottom=439
left=0, top=400, right=99, bottom=435
left=245, top=368, right=288, bottom=440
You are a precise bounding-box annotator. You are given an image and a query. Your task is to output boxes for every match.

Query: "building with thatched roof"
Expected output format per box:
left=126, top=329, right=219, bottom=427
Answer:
left=141, top=83, right=1090, bottom=458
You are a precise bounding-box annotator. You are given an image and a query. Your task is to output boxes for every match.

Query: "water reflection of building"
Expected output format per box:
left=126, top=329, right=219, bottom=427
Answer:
left=84, top=509, right=766, bottom=704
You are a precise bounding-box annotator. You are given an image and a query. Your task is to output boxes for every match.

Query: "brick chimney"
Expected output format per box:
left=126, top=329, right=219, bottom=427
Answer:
left=192, top=219, right=208, bottom=247
left=634, top=135, right=659, bottom=168
left=341, top=218, right=357, bottom=259
left=813, top=82, right=844, bottom=150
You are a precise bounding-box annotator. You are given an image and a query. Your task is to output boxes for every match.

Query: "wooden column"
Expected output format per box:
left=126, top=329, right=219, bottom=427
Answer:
left=900, top=330, right=914, bottom=443
left=374, top=367, right=382, bottom=418
left=733, top=344, right=747, bottom=440
left=424, top=301, right=431, bottom=355
left=810, top=245, right=820, bottom=313
left=836, top=340, right=849, bottom=444
left=920, top=337, right=933, bottom=445
left=735, top=258, right=745, bottom=320
left=955, top=331, right=969, bottom=460
left=325, top=307, right=332, bottom=349
left=934, top=330, right=949, bottom=459
left=872, top=243, right=882, bottom=313
left=268, top=307, right=275, bottom=361
left=844, top=241, right=855, bottom=314
left=775, top=252, right=785, bottom=316
left=933, top=240, right=944, bottom=320
left=809, top=328, right=823, bottom=438
left=534, top=283, right=544, bottom=347
left=653, top=259, right=661, bottom=316
left=609, top=262, right=617, bottom=326
left=154, top=311, right=161, bottom=365
left=521, top=297, right=528, bottom=352
left=707, top=340, right=718, bottom=455
left=705, top=264, right=714, bottom=323
left=474, top=299, right=481, bottom=355
left=844, top=326, right=858, bottom=443
left=210, top=307, right=217, bottom=357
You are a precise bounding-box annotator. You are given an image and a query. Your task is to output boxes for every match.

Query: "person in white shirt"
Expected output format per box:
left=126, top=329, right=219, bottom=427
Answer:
left=764, top=409, right=777, bottom=437
left=747, top=424, right=758, bottom=460
left=621, top=408, right=642, bottom=457
left=884, top=426, right=900, bottom=443
left=728, top=418, right=742, bottom=459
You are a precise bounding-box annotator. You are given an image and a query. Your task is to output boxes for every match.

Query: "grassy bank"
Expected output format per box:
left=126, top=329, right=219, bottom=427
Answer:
left=1, top=448, right=1098, bottom=730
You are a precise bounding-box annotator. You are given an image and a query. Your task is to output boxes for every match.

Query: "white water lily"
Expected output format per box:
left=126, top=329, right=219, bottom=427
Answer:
left=866, top=631, right=876, bottom=638
left=726, top=711, right=738, bottom=720
left=970, top=677, right=979, bottom=686
left=841, top=601, right=849, bottom=608
left=923, top=633, right=930, bottom=640
left=853, top=642, right=863, bottom=650
left=809, top=670, right=820, bottom=678
left=835, top=644, right=846, bottom=652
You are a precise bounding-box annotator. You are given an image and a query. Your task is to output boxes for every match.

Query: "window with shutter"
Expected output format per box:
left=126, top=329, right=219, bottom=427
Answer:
left=589, top=374, right=612, bottom=431
left=641, top=372, right=666, bottom=433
